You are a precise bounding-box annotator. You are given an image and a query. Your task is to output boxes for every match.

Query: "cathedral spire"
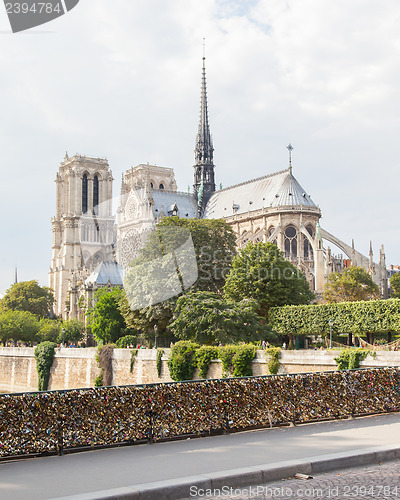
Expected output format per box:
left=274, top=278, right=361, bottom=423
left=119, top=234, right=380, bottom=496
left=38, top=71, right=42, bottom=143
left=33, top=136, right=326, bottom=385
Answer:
left=193, top=40, right=216, bottom=216
left=368, top=241, right=374, bottom=274
left=195, top=41, right=214, bottom=165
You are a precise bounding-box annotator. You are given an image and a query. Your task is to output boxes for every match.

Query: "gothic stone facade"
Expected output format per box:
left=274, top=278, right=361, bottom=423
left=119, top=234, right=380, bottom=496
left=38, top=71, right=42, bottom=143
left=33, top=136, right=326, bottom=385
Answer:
left=49, top=58, right=388, bottom=320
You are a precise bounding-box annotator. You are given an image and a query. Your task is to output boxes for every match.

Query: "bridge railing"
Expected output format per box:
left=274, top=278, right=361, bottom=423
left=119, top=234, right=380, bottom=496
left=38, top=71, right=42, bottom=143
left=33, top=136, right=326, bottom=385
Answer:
left=1, top=367, right=400, bottom=459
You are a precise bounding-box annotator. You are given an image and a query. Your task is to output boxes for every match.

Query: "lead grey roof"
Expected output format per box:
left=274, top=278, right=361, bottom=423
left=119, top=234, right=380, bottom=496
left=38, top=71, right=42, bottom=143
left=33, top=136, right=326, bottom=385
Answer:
left=152, top=190, right=197, bottom=218
left=203, top=169, right=317, bottom=219
left=85, top=261, right=123, bottom=286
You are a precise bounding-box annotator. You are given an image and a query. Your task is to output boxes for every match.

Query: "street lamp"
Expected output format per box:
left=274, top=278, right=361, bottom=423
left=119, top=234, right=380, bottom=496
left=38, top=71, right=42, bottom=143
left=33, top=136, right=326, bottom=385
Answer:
left=329, top=319, right=333, bottom=349
left=154, top=325, right=158, bottom=349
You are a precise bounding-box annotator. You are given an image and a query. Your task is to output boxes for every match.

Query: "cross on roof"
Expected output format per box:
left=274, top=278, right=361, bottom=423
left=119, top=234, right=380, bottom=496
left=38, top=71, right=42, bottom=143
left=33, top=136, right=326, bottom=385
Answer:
left=287, top=143, right=293, bottom=173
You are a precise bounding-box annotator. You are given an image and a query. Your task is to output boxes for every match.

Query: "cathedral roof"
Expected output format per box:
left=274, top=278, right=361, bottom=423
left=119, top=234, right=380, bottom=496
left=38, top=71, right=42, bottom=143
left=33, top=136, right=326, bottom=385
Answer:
left=85, top=261, right=123, bottom=287
left=203, top=169, right=317, bottom=219
left=152, top=190, right=197, bottom=218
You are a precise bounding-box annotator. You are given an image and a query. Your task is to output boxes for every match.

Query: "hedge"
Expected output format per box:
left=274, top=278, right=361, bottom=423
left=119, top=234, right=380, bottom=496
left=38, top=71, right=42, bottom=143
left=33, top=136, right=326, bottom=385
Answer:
left=269, top=299, right=400, bottom=335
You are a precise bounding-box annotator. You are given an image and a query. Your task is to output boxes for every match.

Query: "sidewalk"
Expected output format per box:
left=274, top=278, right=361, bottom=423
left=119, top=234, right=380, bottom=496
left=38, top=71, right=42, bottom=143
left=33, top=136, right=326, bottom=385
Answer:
left=1, top=413, right=400, bottom=500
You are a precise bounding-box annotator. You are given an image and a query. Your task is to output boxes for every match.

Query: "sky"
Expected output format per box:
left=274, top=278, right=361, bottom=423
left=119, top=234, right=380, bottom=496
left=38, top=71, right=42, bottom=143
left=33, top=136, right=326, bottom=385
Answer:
left=0, top=0, right=399, bottom=296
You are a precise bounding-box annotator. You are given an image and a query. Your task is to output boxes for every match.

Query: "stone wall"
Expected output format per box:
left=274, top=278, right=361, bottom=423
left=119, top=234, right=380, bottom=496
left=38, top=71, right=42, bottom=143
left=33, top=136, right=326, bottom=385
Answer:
left=0, top=348, right=38, bottom=393
left=0, top=347, right=399, bottom=393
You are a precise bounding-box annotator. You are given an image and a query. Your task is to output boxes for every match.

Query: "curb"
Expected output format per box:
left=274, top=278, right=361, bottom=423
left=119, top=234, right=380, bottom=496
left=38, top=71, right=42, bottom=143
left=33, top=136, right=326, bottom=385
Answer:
left=53, top=444, right=400, bottom=500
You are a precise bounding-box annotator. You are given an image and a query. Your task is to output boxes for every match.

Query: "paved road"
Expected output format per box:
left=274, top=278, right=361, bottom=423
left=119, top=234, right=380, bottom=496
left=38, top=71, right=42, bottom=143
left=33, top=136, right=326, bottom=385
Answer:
left=1, top=413, right=400, bottom=500
left=186, top=459, right=400, bottom=499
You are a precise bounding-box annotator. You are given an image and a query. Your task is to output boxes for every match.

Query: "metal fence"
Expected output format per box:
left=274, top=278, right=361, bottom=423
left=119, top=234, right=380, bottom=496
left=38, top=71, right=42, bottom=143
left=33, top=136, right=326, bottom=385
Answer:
left=1, top=367, right=400, bottom=459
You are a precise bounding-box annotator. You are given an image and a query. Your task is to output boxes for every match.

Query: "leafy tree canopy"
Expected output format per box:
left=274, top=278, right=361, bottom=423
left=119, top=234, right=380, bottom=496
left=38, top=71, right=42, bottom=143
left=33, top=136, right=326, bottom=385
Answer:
left=0, top=310, right=40, bottom=343
left=119, top=295, right=175, bottom=342
left=323, top=266, right=380, bottom=303
left=223, top=242, right=314, bottom=317
left=0, top=280, right=54, bottom=318
left=87, top=288, right=128, bottom=345
left=36, top=319, right=84, bottom=344
left=60, top=319, right=85, bottom=344
left=137, top=217, right=237, bottom=292
left=38, top=318, right=61, bottom=343
left=170, top=291, right=273, bottom=345
left=121, top=217, right=237, bottom=335
left=390, top=273, right=400, bottom=298
left=115, top=334, right=138, bottom=348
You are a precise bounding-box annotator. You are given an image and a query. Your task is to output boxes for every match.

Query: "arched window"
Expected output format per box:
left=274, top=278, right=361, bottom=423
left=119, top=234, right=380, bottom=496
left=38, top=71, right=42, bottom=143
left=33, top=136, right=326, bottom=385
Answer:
left=93, top=175, right=99, bottom=215
left=82, top=174, right=88, bottom=214
left=284, top=225, right=297, bottom=260
left=81, top=225, right=89, bottom=242
left=304, top=225, right=314, bottom=260
left=159, top=183, right=164, bottom=190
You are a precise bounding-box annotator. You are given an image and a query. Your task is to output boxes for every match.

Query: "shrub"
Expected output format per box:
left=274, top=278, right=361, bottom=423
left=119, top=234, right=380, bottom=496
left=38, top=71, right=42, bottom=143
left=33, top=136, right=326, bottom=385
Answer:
left=196, top=346, right=218, bottom=379
left=34, top=341, right=57, bottom=391
left=96, top=345, right=114, bottom=386
left=130, top=349, right=138, bottom=373
left=218, top=345, right=257, bottom=378
left=334, top=348, right=370, bottom=370
left=167, top=341, right=199, bottom=381
left=218, top=345, right=238, bottom=377
left=231, top=345, right=257, bottom=377
left=156, top=349, right=164, bottom=378
left=94, top=374, right=103, bottom=387
left=266, top=347, right=281, bottom=374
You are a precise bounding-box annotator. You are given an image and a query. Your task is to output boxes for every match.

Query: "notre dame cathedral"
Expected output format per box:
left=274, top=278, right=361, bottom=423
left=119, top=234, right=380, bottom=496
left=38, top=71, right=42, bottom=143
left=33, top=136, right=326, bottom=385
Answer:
left=49, top=56, right=388, bottom=320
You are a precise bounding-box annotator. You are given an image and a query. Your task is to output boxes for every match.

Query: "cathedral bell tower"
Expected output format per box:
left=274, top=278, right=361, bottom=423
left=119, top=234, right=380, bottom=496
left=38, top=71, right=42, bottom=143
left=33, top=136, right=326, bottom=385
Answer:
left=193, top=48, right=216, bottom=216
left=49, top=154, right=114, bottom=319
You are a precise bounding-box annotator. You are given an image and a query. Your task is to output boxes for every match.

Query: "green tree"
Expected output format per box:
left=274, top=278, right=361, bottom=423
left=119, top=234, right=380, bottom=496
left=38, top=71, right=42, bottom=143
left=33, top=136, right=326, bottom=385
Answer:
left=38, top=318, right=61, bottom=343
left=223, top=242, right=314, bottom=317
left=0, top=280, right=54, bottom=318
left=323, top=266, right=380, bottom=303
left=390, top=273, right=400, bottom=298
left=0, top=310, right=40, bottom=344
left=87, top=288, right=127, bottom=344
left=137, top=217, right=237, bottom=292
left=121, top=217, right=237, bottom=337
left=170, top=291, right=272, bottom=345
left=59, top=319, right=85, bottom=344
left=115, top=334, right=138, bottom=348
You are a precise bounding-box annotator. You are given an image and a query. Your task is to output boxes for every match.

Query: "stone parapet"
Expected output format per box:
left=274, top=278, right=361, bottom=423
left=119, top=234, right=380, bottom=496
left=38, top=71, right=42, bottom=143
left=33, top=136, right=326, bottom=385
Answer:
left=0, top=348, right=399, bottom=393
